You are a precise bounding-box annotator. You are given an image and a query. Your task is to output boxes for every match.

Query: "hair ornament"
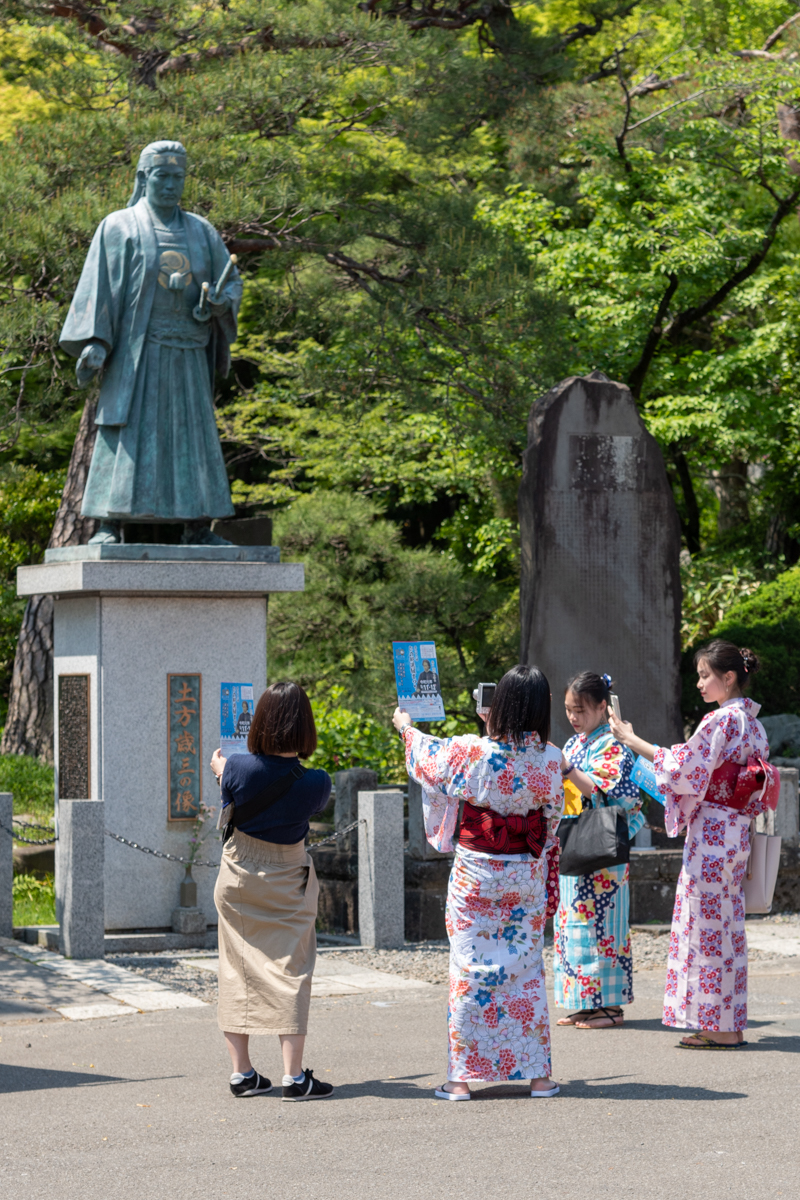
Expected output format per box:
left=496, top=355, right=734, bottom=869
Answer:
left=601, top=673, right=612, bottom=688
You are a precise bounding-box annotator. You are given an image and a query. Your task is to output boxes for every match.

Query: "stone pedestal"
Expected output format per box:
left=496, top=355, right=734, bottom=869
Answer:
left=0, top=793, right=12, bottom=938
left=56, top=798, right=105, bottom=958
left=17, top=549, right=303, bottom=932
left=519, top=372, right=682, bottom=749
left=358, top=789, right=404, bottom=948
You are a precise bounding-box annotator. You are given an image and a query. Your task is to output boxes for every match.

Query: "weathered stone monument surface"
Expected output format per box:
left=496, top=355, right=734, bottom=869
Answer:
left=519, top=371, right=682, bottom=751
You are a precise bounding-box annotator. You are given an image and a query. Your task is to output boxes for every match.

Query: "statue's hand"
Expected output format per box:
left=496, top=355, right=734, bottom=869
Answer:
left=76, top=342, right=107, bottom=387
left=207, top=289, right=232, bottom=317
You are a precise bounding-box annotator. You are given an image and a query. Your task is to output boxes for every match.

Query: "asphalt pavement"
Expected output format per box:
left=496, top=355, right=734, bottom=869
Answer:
left=2, top=941, right=799, bottom=1199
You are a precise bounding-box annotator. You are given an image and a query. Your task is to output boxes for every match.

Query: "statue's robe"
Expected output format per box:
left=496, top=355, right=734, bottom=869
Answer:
left=60, top=198, right=241, bottom=521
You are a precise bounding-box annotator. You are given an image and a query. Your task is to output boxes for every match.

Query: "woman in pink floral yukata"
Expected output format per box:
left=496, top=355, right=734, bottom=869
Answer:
left=392, top=664, right=564, bottom=1098
left=610, top=640, right=775, bottom=1049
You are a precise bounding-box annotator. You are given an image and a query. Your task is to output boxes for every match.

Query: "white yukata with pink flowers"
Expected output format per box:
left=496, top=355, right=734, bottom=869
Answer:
left=653, top=698, right=770, bottom=1033
left=402, top=726, right=563, bottom=1082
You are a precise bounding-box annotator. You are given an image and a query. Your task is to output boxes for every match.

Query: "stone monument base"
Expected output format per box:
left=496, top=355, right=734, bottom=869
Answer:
left=17, top=552, right=303, bottom=933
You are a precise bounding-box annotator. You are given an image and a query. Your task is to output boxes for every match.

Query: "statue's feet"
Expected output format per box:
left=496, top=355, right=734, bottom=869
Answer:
left=180, top=522, right=233, bottom=547
left=88, top=521, right=121, bottom=545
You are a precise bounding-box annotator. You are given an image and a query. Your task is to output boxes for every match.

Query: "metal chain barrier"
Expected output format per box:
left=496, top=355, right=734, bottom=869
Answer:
left=0, top=818, right=57, bottom=845
left=103, top=818, right=365, bottom=869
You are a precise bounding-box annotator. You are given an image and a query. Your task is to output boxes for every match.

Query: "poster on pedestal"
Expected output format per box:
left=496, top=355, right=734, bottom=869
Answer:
left=392, top=641, right=445, bottom=723
left=221, top=682, right=255, bottom=758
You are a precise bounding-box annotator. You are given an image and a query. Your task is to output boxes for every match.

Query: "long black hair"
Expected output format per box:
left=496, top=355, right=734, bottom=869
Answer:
left=694, top=640, right=760, bottom=690
left=487, top=665, right=551, bottom=747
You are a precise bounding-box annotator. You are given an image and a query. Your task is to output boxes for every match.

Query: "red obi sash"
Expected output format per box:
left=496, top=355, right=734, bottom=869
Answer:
left=458, top=800, right=547, bottom=857
left=706, top=755, right=780, bottom=812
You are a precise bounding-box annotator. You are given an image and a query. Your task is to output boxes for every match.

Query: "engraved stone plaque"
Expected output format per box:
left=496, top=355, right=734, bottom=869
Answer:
left=58, top=674, right=90, bottom=799
left=167, top=673, right=202, bottom=822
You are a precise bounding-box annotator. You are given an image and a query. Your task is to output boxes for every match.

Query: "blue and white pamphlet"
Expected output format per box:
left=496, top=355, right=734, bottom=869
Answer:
left=221, top=682, right=254, bottom=758
left=392, top=641, right=446, bottom=722
left=632, top=755, right=661, bottom=800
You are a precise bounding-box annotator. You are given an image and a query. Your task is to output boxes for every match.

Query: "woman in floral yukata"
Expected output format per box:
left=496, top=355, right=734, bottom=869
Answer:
left=610, top=640, right=773, bottom=1049
left=554, top=672, right=643, bottom=1029
left=392, top=664, right=564, bottom=1100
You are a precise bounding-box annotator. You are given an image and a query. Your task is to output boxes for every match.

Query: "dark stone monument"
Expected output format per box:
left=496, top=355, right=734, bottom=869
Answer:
left=519, top=371, right=682, bottom=756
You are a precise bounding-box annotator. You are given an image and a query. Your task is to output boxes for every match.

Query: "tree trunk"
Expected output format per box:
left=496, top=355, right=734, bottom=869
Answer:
left=1, top=400, right=98, bottom=762
left=713, top=455, right=749, bottom=535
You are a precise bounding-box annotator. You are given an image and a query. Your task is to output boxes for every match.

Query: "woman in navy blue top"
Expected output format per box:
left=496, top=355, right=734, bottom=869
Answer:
left=211, top=680, right=334, bottom=1102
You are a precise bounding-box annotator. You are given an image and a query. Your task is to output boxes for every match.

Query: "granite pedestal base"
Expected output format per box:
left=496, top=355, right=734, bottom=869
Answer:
left=17, top=552, right=303, bottom=933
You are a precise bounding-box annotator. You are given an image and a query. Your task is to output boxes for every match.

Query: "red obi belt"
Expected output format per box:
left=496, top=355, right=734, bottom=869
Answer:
left=706, top=755, right=780, bottom=812
left=458, top=800, right=547, bottom=857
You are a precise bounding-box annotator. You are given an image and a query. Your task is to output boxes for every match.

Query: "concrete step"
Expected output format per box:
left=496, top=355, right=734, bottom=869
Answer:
left=14, top=926, right=218, bottom=954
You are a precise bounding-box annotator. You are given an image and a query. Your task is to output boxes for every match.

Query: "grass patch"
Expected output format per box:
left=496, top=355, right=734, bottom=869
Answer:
left=13, top=872, right=55, bottom=926
left=0, top=753, right=54, bottom=822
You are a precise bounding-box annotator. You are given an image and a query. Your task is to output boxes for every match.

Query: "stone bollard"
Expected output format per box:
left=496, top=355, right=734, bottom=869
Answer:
left=335, top=768, right=378, bottom=852
left=776, top=768, right=800, bottom=843
left=358, top=790, right=404, bottom=948
left=56, top=799, right=105, bottom=959
left=0, top=793, right=12, bottom=938
left=407, top=777, right=450, bottom=861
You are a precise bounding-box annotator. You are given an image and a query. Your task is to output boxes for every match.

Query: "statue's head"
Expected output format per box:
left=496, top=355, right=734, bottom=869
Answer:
left=128, top=140, right=187, bottom=209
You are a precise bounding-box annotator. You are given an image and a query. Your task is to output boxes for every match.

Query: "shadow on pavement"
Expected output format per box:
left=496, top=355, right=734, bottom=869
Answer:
left=0, top=1065, right=181, bottom=1093
left=325, top=1074, right=435, bottom=1100
left=557, top=1078, right=747, bottom=1101
left=748, top=1033, right=800, bottom=1052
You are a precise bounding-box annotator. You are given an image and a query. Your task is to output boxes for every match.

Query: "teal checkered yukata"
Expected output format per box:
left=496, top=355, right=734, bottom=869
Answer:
left=553, top=724, right=644, bottom=1010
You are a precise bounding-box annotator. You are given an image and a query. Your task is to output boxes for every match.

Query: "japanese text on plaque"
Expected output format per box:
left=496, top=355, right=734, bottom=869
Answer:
left=167, top=673, right=202, bottom=821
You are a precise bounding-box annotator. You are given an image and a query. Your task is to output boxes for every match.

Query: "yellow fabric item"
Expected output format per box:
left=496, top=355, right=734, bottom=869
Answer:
left=563, top=778, right=583, bottom=816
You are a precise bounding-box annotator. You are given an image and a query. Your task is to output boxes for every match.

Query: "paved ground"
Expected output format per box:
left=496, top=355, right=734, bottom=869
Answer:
left=2, top=932, right=800, bottom=1199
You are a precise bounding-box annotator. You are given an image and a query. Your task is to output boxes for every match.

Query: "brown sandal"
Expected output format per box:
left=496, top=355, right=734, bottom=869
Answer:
left=556, top=1009, right=594, bottom=1026
left=574, top=1006, right=624, bottom=1029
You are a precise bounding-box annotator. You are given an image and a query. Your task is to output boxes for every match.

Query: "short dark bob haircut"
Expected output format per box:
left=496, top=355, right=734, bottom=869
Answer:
left=248, top=681, right=317, bottom=758
left=693, top=640, right=760, bottom=691
left=487, top=664, right=551, bottom=748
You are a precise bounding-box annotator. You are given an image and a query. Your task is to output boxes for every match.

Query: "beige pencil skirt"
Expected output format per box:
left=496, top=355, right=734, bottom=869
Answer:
left=214, top=829, right=319, bottom=1036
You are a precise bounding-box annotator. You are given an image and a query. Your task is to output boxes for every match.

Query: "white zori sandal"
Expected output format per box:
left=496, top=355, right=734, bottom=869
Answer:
left=435, top=1084, right=471, bottom=1100
left=530, top=1081, right=560, bottom=1098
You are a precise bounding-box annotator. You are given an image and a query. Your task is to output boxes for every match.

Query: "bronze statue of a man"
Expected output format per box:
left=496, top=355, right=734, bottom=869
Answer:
left=60, top=140, right=241, bottom=545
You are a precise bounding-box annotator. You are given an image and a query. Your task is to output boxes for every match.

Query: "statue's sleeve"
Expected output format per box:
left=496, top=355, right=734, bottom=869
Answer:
left=59, top=217, right=125, bottom=358
left=209, top=225, right=242, bottom=368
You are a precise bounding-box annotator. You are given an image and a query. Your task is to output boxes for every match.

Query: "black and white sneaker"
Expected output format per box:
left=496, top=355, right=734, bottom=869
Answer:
left=281, top=1068, right=334, bottom=1102
left=230, top=1069, right=272, bottom=1098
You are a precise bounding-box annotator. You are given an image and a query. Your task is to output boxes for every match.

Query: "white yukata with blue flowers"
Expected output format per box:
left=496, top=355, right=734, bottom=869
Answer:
left=401, top=725, right=563, bottom=1082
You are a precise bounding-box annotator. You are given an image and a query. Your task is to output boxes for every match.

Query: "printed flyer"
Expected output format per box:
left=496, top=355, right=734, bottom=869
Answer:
left=392, top=641, right=445, bottom=722
left=220, top=682, right=254, bottom=758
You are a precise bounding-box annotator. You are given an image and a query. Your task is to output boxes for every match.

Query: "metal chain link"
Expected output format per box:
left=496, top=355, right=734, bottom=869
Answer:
left=0, top=819, right=57, bottom=845
left=104, top=818, right=365, bottom=869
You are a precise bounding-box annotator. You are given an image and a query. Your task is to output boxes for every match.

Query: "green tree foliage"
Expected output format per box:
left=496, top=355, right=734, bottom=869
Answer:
left=684, top=565, right=800, bottom=723
left=3, top=1, right=800, bottom=732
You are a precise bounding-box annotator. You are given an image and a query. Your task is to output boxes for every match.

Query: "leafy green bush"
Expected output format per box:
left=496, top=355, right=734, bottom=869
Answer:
left=12, top=872, right=55, bottom=926
left=0, top=753, right=54, bottom=821
left=310, top=688, right=405, bottom=781
left=682, top=566, right=800, bottom=726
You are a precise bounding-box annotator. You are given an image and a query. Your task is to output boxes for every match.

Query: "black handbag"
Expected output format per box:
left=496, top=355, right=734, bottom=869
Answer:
left=557, top=795, right=630, bottom=877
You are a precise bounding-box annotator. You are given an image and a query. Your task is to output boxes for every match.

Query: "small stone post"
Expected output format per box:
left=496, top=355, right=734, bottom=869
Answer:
left=775, top=768, right=799, bottom=843
left=0, top=793, right=12, bottom=938
left=358, top=789, right=404, bottom=948
left=56, top=799, right=105, bottom=959
left=335, top=768, right=378, bottom=851
left=407, top=777, right=449, bottom=861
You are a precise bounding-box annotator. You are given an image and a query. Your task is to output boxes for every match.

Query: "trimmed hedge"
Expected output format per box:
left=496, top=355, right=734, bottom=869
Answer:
left=682, top=566, right=800, bottom=727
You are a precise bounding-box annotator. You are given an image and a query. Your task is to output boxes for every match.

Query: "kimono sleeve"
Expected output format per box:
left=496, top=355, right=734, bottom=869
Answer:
left=60, top=215, right=127, bottom=358
left=653, top=710, right=733, bottom=836
left=403, top=727, right=479, bottom=853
